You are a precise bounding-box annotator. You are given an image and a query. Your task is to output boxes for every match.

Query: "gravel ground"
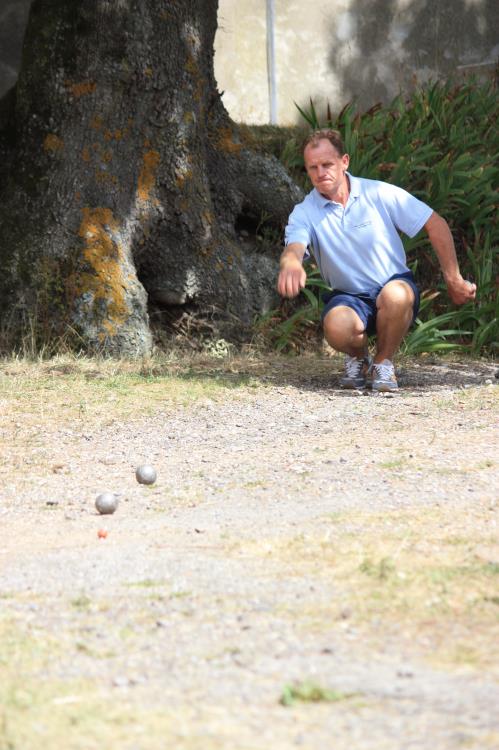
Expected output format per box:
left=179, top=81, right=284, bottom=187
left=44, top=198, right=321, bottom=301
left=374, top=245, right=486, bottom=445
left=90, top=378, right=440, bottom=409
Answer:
left=1, top=356, right=498, bottom=749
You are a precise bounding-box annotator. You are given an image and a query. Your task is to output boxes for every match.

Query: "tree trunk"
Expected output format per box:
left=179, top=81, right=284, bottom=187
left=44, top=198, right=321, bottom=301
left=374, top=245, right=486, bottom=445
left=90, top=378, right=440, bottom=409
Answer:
left=0, top=0, right=302, bottom=356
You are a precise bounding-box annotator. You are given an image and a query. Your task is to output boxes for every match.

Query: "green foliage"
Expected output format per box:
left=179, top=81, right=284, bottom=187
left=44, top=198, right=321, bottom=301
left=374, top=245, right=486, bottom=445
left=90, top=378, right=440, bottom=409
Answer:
left=268, top=80, right=498, bottom=355
left=256, top=267, right=330, bottom=352
left=359, top=556, right=396, bottom=581
left=401, top=291, right=472, bottom=355
left=280, top=681, right=355, bottom=707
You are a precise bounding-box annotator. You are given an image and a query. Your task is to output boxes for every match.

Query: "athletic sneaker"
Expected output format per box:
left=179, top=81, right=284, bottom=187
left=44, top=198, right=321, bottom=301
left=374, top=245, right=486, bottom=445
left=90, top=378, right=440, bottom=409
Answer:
left=339, top=354, right=373, bottom=389
left=370, top=359, right=398, bottom=392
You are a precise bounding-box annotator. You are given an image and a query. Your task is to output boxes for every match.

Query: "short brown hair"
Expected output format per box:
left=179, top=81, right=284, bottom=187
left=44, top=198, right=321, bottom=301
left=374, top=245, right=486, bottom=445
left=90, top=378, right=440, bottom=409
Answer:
left=302, top=129, right=346, bottom=156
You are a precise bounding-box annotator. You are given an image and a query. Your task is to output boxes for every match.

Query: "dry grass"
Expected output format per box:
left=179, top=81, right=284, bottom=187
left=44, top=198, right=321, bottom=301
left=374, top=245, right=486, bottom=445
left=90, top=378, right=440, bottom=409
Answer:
left=0, top=351, right=497, bottom=749
left=2, top=501, right=497, bottom=748
left=0, top=351, right=273, bottom=426
left=0, top=627, right=227, bottom=750
left=1, top=350, right=495, bottom=426
left=233, top=504, right=499, bottom=674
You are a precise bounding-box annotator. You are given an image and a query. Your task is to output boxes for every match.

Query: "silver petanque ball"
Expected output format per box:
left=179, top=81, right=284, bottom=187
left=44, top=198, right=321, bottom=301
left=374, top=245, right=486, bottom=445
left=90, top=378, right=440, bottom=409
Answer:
left=135, top=464, right=157, bottom=485
left=95, top=492, right=119, bottom=515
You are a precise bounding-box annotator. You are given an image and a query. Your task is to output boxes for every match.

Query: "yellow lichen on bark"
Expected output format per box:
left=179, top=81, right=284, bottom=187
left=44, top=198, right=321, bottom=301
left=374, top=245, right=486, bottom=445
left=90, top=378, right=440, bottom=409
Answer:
left=43, top=134, right=64, bottom=152
left=216, top=127, right=243, bottom=155
left=185, top=53, right=205, bottom=104
left=75, top=208, right=130, bottom=336
left=68, top=148, right=162, bottom=340
left=185, top=55, right=198, bottom=77
left=90, top=115, right=103, bottom=130
left=202, top=209, right=213, bottom=227
left=175, top=155, right=193, bottom=189
left=95, top=170, right=119, bottom=186
left=67, top=81, right=96, bottom=98
left=100, top=128, right=129, bottom=143
left=138, top=150, right=161, bottom=204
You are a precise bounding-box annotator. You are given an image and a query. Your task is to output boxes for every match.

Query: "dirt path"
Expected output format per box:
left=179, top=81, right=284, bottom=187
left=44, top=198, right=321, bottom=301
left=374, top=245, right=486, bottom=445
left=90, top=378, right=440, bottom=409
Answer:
left=1, top=355, right=498, bottom=750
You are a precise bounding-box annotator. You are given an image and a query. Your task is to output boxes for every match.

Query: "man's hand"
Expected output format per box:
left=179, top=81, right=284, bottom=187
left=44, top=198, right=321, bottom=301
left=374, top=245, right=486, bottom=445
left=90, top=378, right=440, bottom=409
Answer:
left=278, top=265, right=307, bottom=298
left=424, top=213, right=477, bottom=306
left=446, top=276, right=477, bottom=305
left=277, top=243, right=307, bottom=298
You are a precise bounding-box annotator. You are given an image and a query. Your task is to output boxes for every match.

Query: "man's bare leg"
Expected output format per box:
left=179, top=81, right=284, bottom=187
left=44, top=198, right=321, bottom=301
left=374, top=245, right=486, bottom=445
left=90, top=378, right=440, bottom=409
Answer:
left=323, top=305, right=368, bottom=357
left=374, top=280, right=415, bottom=363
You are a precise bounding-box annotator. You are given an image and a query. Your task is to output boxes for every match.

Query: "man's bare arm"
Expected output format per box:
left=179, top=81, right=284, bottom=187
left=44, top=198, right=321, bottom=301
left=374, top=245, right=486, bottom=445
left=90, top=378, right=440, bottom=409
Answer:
left=424, top=212, right=476, bottom=304
left=277, top=243, right=307, bottom=298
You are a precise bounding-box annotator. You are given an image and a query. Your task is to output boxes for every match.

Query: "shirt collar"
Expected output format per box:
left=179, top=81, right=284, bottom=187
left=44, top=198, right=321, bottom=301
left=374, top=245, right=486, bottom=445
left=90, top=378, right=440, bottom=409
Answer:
left=312, top=172, right=360, bottom=207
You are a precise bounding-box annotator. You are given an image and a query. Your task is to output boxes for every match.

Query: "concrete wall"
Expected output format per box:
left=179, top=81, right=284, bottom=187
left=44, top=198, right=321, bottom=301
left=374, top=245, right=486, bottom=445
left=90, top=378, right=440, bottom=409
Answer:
left=1, top=0, right=497, bottom=125
left=215, top=0, right=499, bottom=124
left=0, top=0, right=31, bottom=97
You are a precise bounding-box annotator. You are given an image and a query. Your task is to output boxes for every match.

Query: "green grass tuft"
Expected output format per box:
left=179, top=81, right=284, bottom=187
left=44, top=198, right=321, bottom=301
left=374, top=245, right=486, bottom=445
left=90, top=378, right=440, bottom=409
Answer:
left=280, top=681, right=356, bottom=707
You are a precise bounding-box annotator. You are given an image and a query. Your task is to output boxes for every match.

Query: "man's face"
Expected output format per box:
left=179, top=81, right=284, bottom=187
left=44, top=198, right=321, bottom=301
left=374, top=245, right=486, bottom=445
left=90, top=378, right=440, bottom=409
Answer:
left=303, top=139, right=349, bottom=197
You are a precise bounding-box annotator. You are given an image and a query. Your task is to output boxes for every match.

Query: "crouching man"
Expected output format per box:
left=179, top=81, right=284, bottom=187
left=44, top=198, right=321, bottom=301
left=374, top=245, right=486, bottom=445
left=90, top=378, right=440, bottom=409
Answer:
left=277, top=129, right=476, bottom=391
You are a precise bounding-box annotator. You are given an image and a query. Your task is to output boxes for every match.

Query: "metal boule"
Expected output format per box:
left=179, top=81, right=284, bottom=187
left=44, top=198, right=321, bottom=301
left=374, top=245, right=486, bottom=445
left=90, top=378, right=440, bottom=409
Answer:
left=95, top=492, right=119, bottom=515
left=135, top=465, right=157, bottom=485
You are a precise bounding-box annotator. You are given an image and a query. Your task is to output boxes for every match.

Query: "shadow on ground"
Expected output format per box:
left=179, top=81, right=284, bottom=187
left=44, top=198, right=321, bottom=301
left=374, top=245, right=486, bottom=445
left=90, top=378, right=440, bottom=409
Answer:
left=9, top=354, right=495, bottom=398
left=165, top=355, right=497, bottom=395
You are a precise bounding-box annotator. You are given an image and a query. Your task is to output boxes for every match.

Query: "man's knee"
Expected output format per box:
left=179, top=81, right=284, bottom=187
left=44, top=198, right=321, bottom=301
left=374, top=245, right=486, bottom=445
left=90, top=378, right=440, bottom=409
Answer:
left=324, top=305, right=364, bottom=336
left=323, top=305, right=365, bottom=349
left=377, top=280, right=415, bottom=311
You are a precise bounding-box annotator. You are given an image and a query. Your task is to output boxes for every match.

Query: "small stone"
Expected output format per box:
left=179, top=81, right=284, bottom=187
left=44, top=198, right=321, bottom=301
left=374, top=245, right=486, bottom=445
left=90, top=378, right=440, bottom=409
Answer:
left=136, top=465, right=157, bottom=485
left=112, top=676, right=130, bottom=687
left=200, top=398, right=215, bottom=410
left=397, top=667, right=414, bottom=678
left=485, top=379, right=493, bottom=385
left=95, top=492, right=119, bottom=515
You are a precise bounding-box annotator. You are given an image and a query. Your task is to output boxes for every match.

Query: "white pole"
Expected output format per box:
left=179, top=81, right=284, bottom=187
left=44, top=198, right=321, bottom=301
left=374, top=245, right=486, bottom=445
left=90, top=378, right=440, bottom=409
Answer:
left=266, top=0, right=277, bottom=124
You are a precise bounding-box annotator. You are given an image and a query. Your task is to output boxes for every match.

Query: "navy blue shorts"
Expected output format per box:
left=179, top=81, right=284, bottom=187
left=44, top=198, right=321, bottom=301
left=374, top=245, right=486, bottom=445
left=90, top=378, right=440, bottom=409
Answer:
left=321, top=272, right=420, bottom=335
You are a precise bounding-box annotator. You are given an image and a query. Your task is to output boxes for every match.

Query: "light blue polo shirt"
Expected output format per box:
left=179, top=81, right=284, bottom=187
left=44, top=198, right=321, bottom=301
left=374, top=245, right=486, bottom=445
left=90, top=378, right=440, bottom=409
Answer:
left=284, top=174, right=433, bottom=293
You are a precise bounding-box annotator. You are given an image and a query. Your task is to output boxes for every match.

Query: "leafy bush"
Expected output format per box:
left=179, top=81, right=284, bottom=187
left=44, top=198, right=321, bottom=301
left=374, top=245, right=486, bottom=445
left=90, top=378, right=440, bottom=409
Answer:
left=264, top=80, right=498, bottom=355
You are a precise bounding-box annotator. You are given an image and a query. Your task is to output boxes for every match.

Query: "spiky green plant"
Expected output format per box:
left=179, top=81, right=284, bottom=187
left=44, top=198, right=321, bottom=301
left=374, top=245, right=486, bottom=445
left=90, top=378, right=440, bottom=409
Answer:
left=256, top=267, right=330, bottom=352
